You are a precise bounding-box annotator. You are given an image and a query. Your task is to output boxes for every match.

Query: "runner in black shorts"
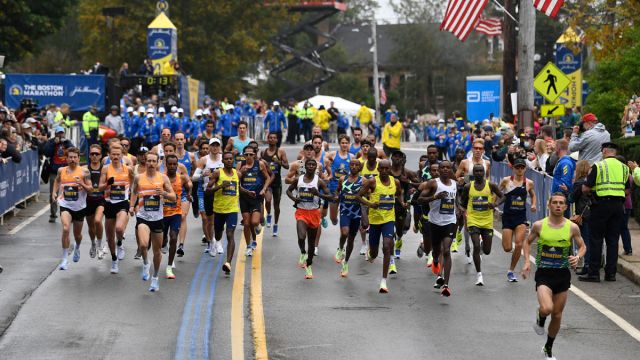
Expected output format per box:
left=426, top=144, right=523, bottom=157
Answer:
left=412, top=162, right=439, bottom=268
left=389, top=150, right=418, bottom=262
left=261, top=133, right=289, bottom=237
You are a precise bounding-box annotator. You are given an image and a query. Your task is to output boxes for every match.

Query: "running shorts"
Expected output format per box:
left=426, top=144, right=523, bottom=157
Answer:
left=467, top=226, right=494, bottom=239
left=85, top=199, right=105, bottom=217
left=163, top=214, right=182, bottom=234
left=502, top=213, right=528, bottom=230
left=429, top=222, right=456, bottom=246
left=339, top=214, right=362, bottom=238
left=214, top=212, right=238, bottom=234
left=295, top=208, right=321, bottom=229
left=240, top=194, right=264, bottom=214
left=104, top=201, right=129, bottom=219
left=136, top=217, right=163, bottom=233
left=60, top=206, right=86, bottom=222
left=203, top=192, right=214, bottom=216
left=369, top=221, right=395, bottom=250
left=535, top=268, right=571, bottom=294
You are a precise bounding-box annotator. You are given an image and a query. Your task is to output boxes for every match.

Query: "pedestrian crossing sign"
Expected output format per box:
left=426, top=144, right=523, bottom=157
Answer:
left=534, top=62, right=571, bottom=103
left=540, top=104, right=566, bottom=117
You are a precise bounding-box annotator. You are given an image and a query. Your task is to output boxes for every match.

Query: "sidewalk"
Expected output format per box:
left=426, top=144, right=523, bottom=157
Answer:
left=618, top=219, right=640, bottom=285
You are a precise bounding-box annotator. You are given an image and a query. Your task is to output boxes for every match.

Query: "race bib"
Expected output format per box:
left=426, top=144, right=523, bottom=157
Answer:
left=299, top=187, right=315, bottom=202
left=110, top=184, right=126, bottom=201
left=439, top=198, right=455, bottom=215
left=222, top=181, right=237, bottom=196
left=538, top=245, right=569, bottom=269
left=143, top=195, right=160, bottom=212
left=63, top=185, right=79, bottom=201
left=270, top=163, right=279, bottom=174
left=472, top=196, right=489, bottom=211
left=510, top=196, right=526, bottom=211
left=378, top=194, right=395, bottom=210
left=342, top=193, right=358, bottom=204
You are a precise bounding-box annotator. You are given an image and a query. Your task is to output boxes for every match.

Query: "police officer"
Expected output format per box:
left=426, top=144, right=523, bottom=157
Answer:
left=83, top=105, right=100, bottom=146
left=579, top=142, right=630, bottom=282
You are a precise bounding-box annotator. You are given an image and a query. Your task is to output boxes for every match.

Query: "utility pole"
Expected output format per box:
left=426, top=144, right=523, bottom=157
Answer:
left=517, top=0, right=535, bottom=131
left=371, top=15, right=381, bottom=125
left=502, top=0, right=517, bottom=119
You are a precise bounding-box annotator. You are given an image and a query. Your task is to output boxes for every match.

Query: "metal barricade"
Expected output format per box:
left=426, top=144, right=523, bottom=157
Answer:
left=254, top=115, right=264, bottom=142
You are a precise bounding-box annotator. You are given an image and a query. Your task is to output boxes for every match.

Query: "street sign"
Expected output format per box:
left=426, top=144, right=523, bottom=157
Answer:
left=534, top=62, right=571, bottom=103
left=540, top=104, right=565, bottom=117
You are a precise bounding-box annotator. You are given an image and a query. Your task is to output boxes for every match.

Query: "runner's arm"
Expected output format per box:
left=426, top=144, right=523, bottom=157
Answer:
left=489, top=182, right=504, bottom=208
left=224, top=138, right=234, bottom=153
left=205, top=170, right=221, bottom=193
left=259, top=162, right=272, bottom=195
left=460, top=184, right=471, bottom=209
left=416, top=180, right=438, bottom=204
left=97, top=167, right=109, bottom=192
left=279, top=149, right=290, bottom=169
left=521, top=221, right=541, bottom=279
left=162, top=174, right=177, bottom=202
left=78, top=168, right=93, bottom=192
left=526, top=179, right=537, bottom=212
left=284, top=162, right=298, bottom=184
left=129, top=176, right=139, bottom=215
left=285, top=180, right=299, bottom=203
left=356, top=178, right=376, bottom=208
left=395, top=178, right=407, bottom=208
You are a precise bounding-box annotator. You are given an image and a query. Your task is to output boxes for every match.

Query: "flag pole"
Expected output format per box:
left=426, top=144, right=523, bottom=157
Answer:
left=492, top=0, right=519, bottom=24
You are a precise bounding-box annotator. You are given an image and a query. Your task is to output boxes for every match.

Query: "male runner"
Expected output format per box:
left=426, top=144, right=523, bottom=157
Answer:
left=365, top=134, right=387, bottom=159
left=334, top=158, right=363, bottom=277
left=389, top=150, right=419, bottom=261
left=349, top=127, right=363, bottom=155
left=99, top=143, right=135, bottom=274
left=522, top=193, right=586, bottom=360
left=285, top=143, right=323, bottom=183
left=52, top=147, right=92, bottom=270
left=225, top=120, right=253, bottom=164
left=194, top=120, right=215, bottom=148
left=418, top=160, right=457, bottom=297
left=286, top=159, right=334, bottom=279
left=238, top=145, right=272, bottom=255
left=460, top=164, right=504, bottom=286
left=175, top=131, right=195, bottom=256
left=103, top=138, right=134, bottom=167
left=192, top=138, right=223, bottom=255
left=296, top=126, right=329, bottom=160
left=499, top=158, right=537, bottom=282
left=261, top=132, right=289, bottom=237
left=414, top=162, right=439, bottom=268
left=129, top=152, right=176, bottom=292
left=357, top=160, right=405, bottom=293
left=358, top=147, right=380, bottom=255
left=151, top=127, right=173, bottom=161
left=163, top=154, right=192, bottom=279
left=85, top=144, right=106, bottom=260
left=326, top=135, right=353, bottom=226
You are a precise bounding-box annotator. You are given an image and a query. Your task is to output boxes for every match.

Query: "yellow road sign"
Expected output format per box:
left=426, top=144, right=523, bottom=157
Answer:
left=540, top=104, right=566, bottom=117
left=534, top=62, right=571, bottom=103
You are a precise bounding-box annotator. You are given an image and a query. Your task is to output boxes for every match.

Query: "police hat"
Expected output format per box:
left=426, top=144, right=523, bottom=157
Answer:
left=601, top=142, right=618, bottom=150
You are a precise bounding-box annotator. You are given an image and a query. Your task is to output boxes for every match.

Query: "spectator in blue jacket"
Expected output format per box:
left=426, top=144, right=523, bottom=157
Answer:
left=142, top=113, right=161, bottom=148
left=337, top=112, right=350, bottom=136
left=551, top=139, right=576, bottom=217
left=264, top=101, right=287, bottom=147
left=434, top=119, right=448, bottom=160
left=216, top=107, right=235, bottom=148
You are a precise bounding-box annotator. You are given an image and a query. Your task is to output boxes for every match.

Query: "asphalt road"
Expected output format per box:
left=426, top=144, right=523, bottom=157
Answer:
left=1, top=144, right=640, bottom=359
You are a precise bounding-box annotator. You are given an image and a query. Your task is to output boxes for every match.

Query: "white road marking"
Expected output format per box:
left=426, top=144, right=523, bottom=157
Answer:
left=494, top=230, right=640, bottom=342
left=8, top=205, right=49, bottom=235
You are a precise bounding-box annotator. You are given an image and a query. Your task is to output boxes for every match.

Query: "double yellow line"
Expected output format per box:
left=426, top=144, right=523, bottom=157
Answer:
left=231, top=231, right=269, bottom=360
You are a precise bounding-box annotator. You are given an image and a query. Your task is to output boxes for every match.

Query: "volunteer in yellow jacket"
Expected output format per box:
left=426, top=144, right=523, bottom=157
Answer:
left=382, top=113, right=403, bottom=157
left=313, top=105, right=331, bottom=140
left=522, top=192, right=586, bottom=360
left=356, top=159, right=405, bottom=293
left=460, top=163, right=503, bottom=286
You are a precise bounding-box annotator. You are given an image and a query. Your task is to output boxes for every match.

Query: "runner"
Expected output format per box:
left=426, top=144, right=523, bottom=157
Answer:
left=417, top=160, right=457, bottom=297
left=261, top=133, right=289, bottom=237
left=296, top=126, right=329, bottom=159
left=413, top=162, right=440, bottom=268
left=174, top=131, right=196, bottom=257
left=286, top=159, right=334, bottom=279
left=129, top=152, right=176, bottom=292
left=103, top=138, right=134, bottom=167
left=192, top=138, right=223, bottom=255
left=358, top=147, right=380, bottom=255
left=499, top=158, right=537, bottom=282
left=85, top=144, right=106, bottom=260
left=237, top=145, right=272, bottom=256
left=326, top=135, right=353, bottom=226
left=163, top=154, right=192, bottom=279
left=349, top=127, right=363, bottom=155
left=151, top=127, right=173, bottom=161
left=356, top=159, right=405, bottom=293
left=522, top=193, right=586, bottom=360
left=225, top=120, right=253, bottom=165
left=414, top=145, right=440, bottom=233
left=389, top=150, right=419, bottom=262
left=365, top=133, right=387, bottom=159
left=51, top=147, right=92, bottom=270
left=285, top=143, right=323, bottom=183
left=98, top=143, right=134, bottom=274
left=206, top=152, right=242, bottom=275
left=194, top=120, right=215, bottom=148
left=334, top=158, right=363, bottom=277
left=460, top=164, right=504, bottom=286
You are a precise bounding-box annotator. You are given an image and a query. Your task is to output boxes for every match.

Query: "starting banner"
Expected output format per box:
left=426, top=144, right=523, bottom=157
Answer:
left=466, top=75, right=502, bottom=123
left=5, top=74, right=105, bottom=111
left=0, top=150, right=40, bottom=216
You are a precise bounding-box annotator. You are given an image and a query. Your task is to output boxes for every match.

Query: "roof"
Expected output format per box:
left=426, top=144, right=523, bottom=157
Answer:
left=148, top=12, right=177, bottom=29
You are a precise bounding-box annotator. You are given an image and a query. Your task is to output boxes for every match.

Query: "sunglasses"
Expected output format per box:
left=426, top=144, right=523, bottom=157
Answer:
left=90, top=152, right=101, bottom=156
left=244, top=153, right=256, bottom=156
left=473, top=147, right=484, bottom=150
left=121, top=143, right=130, bottom=147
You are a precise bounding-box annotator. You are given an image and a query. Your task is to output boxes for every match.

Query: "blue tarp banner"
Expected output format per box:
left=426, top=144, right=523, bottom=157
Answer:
left=466, top=75, right=502, bottom=123
left=5, top=74, right=106, bottom=112
left=0, top=150, right=40, bottom=216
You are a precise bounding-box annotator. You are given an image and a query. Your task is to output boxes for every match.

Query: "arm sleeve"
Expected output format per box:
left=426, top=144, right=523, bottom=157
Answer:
left=586, top=164, right=598, bottom=187
left=568, top=133, right=583, bottom=152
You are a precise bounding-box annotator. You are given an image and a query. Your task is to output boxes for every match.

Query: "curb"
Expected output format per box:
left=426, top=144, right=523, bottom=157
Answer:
left=617, top=256, right=640, bottom=286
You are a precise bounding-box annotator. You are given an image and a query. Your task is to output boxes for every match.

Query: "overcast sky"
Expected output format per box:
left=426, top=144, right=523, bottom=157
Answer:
left=376, top=0, right=398, bottom=23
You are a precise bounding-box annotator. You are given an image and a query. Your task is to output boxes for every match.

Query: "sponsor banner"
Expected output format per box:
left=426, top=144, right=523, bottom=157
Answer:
left=554, top=44, right=583, bottom=108
left=5, top=74, right=105, bottom=111
left=466, top=75, right=502, bottom=123
left=0, top=150, right=40, bottom=216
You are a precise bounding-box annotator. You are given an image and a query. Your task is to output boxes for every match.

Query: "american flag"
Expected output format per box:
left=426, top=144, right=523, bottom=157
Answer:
left=475, top=16, right=502, bottom=36
left=440, top=0, right=489, bottom=42
left=379, top=81, right=387, bottom=106
left=533, top=0, right=565, bottom=18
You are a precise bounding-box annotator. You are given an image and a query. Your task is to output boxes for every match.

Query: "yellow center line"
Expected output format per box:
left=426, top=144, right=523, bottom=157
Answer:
left=231, top=235, right=248, bottom=360
left=251, top=231, right=269, bottom=360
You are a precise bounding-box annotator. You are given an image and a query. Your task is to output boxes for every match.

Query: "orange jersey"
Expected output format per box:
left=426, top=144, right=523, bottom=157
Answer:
left=163, top=174, right=182, bottom=217
left=106, top=164, right=130, bottom=203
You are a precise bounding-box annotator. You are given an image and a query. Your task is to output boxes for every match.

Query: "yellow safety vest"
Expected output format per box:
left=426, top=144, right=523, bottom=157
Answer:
left=82, top=111, right=100, bottom=133
left=594, top=157, right=629, bottom=198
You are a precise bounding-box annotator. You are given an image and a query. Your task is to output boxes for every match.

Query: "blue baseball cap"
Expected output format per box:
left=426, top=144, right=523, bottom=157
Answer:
left=54, top=126, right=65, bottom=134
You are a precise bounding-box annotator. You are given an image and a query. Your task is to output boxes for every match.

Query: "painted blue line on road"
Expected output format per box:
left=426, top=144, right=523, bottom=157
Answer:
left=190, top=255, right=215, bottom=358
left=202, top=248, right=224, bottom=360
left=174, top=253, right=209, bottom=360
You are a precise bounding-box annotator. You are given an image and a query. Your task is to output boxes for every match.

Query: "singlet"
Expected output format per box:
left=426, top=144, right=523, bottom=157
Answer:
left=368, top=176, right=396, bottom=225
left=262, top=148, right=282, bottom=187
left=339, top=176, right=363, bottom=218
left=136, top=172, right=164, bottom=221
left=106, top=164, right=130, bottom=203
left=536, top=218, right=572, bottom=269
left=232, top=136, right=252, bottom=164
left=240, top=161, right=264, bottom=193
left=213, top=169, right=239, bottom=214
left=297, top=159, right=322, bottom=176
left=428, top=178, right=457, bottom=226
left=349, top=143, right=361, bottom=155
left=466, top=180, right=494, bottom=229
left=57, top=166, right=87, bottom=211
left=178, top=151, right=192, bottom=175
left=157, top=144, right=165, bottom=160
left=503, top=177, right=527, bottom=217
left=296, top=174, right=321, bottom=210
left=202, top=154, right=223, bottom=192
left=330, top=152, right=352, bottom=184
left=360, top=160, right=379, bottom=179
left=163, top=173, right=182, bottom=217
left=87, top=163, right=104, bottom=201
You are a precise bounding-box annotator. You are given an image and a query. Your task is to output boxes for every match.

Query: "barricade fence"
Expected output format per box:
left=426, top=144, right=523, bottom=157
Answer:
left=489, top=160, right=553, bottom=224
left=0, top=150, right=41, bottom=222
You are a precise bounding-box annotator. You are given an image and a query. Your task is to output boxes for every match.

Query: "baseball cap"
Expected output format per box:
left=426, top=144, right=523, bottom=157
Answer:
left=138, top=106, right=146, bottom=113
left=438, top=119, right=445, bottom=123
left=195, top=109, right=203, bottom=117
left=582, top=113, right=598, bottom=123
left=21, top=123, right=31, bottom=129
left=177, top=108, right=184, bottom=113
left=55, top=126, right=65, bottom=133
left=203, top=109, right=211, bottom=115
left=273, top=101, right=280, bottom=106
left=26, top=117, right=38, bottom=123
left=139, top=146, right=149, bottom=153
left=171, top=106, right=178, bottom=113
left=209, top=137, right=222, bottom=145
left=513, top=158, right=526, bottom=168
left=227, top=105, right=235, bottom=110
left=110, top=105, right=119, bottom=111
left=601, top=142, right=618, bottom=150
left=158, top=107, right=166, bottom=113
left=146, top=113, right=154, bottom=118
left=126, top=106, right=134, bottom=112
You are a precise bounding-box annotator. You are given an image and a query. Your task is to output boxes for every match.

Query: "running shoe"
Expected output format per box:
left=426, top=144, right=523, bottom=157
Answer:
left=97, top=246, right=105, bottom=260
left=389, top=262, right=397, bottom=275
left=321, top=217, right=328, bottom=228
left=272, top=224, right=279, bottom=237
left=177, top=244, right=185, bottom=257
left=450, top=239, right=459, bottom=253
left=534, top=308, right=546, bottom=336
left=216, top=241, right=224, bottom=254
left=305, top=266, right=313, bottom=279
left=507, top=271, right=518, bottom=282
left=359, top=243, right=367, bottom=255
left=223, top=262, right=231, bottom=275
left=431, top=261, right=441, bottom=276
left=161, top=244, right=168, bottom=254
left=395, top=237, right=403, bottom=251
left=89, top=244, right=96, bottom=259
left=110, top=260, right=119, bottom=274
left=440, top=285, right=451, bottom=297
left=541, top=346, right=556, bottom=360
left=434, top=276, right=444, bottom=289
left=134, top=248, right=142, bottom=260
left=166, top=266, right=176, bottom=279
left=417, top=244, right=424, bottom=258
left=246, top=248, right=253, bottom=257
left=73, top=247, right=80, bottom=263
left=117, top=245, right=125, bottom=261
left=172, top=262, right=176, bottom=269
left=149, top=276, right=159, bottom=292
left=426, top=253, right=433, bottom=268
left=366, top=250, right=375, bottom=263
left=334, top=248, right=344, bottom=263
left=475, top=272, right=484, bottom=286
left=204, top=243, right=211, bottom=254
left=59, top=258, right=68, bottom=270
left=298, top=253, right=308, bottom=268
left=379, top=279, right=388, bottom=293
left=314, top=247, right=319, bottom=256
left=141, top=262, right=151, bottom=281
left=251, top=241, right=257, bottom=250
left=341, top=261, right=349, bottom=277
left=266, top=214, right=272, bottom=228
left=465, top=249, right=472, bottom=265
left=201, top=235, right=207, bottom=244
left=256, top=225, right=262, bottom=235
left=455, top=230, right=462, bottom=245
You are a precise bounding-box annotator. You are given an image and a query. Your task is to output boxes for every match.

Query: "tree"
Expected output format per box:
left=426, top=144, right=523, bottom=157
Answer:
left=341, top=0, right=379, bottom=23
left=0, top=0, right=76, bottom=63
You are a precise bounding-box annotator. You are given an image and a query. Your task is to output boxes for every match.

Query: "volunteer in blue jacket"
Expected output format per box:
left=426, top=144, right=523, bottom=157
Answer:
left=264, top=101, right=287, bottom=147
left=216, top=107, right=235, bottom=148
left=434, top=119, right=448, bottom=160
left=551, top=139, right=576, bottom=218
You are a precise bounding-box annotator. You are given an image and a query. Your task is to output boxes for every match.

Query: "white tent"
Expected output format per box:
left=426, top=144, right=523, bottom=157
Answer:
left=297, top=95, right=372, bottom=117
